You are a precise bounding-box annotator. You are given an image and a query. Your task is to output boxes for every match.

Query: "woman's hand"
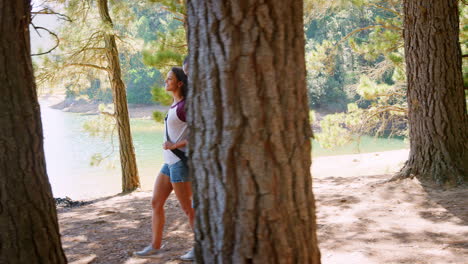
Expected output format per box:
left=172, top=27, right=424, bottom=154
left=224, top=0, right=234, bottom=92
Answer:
left=162, top=141, right=176, bottom=150
left=162, top=140, right=187, bottom=150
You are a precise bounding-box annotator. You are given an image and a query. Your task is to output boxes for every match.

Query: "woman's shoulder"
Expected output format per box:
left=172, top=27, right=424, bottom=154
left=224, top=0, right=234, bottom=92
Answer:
left=176, top=99, right=186, bottom=122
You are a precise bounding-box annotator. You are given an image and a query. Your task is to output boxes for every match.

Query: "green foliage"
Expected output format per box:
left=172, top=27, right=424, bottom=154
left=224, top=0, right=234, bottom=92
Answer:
left=121, top=53, right=161, bottom=104
left=315, top=113, right=352, bottom=149
left=149, top=0, right=186, bottom=16
left=35, top=0, right=117, bottom=97
left=315, top=103, right=379, bottom=149
left=461, top=3, right=468, bottom=90
left=90, top=153, right=104, bottom=166
left=151, top=86, right=172, bottom=106
left=143, top=49, right=185, bottom=69
left=305, top=38, right=350, bottom=111
left=142, top=17, right=187, bottom=73
left=304, top=0, right=355, bottom=22
left=309, top=110, right=317, bottom=124
left=82, top=106, right=116, bottom=138
left=304, top=4, right=379, bottom=112
left=35, top=0, right=192, bottom=106
left=152, top=110, right=166, bottom=123
left=72, top=78, right=113, bottom=103
left=356, top=76, right=390, bottom=100
left=305, top=0, right=410, bottom=149
left=304, top=0, right=405, bottom=113
left=35, top=0, right=177, bottom=105
left=138, top=1, right=187, bottom=109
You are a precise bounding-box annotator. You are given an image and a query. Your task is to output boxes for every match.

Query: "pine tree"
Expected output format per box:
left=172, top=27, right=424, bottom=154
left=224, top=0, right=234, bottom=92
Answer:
left=36, top=0, right=141, bottom=192
left=187, top=0, right=321, bottom=262
left=397, top=0, right=468, bottom=185
left=0, top=0, right=67, bottom=262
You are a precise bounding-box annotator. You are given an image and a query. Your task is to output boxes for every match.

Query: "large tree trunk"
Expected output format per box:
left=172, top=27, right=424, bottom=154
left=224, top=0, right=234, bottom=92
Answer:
left=187, top=1, right=321, bottom=263
left=0, top=0, right=67, bottom=263
left=399, top=0, right=468, bottom=185
left=97, top=0, right=140, bottom=192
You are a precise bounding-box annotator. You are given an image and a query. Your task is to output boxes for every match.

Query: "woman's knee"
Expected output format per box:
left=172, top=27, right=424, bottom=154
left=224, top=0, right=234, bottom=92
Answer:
left=151, top=197, right=165, bottom=212
left=180, top=202, right=194, bottom=216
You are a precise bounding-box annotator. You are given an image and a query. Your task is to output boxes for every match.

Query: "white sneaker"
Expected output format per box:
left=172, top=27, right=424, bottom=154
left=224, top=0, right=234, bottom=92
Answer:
left=180, top=247, right=195, bottom=261
left=134, top=245, right=161, bottom=258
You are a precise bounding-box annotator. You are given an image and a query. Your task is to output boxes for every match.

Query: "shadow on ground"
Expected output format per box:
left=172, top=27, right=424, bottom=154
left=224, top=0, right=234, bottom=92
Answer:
left=418, top=182, right=468, bottom=225
left=59, top=192, right=192, bottom=264
left=58, top=173, right=467, bottom=264
left=314, top=173, right=468, bottom=264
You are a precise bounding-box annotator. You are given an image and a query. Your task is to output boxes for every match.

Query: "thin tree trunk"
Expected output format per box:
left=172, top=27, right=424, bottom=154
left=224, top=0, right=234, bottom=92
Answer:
left=398, top=0, right=468, bottom=185
left=0, top=0, right=67, bottom=263
left=187, top=1, right=321, bottom=263
left=97, top=0, right=140, bottom=192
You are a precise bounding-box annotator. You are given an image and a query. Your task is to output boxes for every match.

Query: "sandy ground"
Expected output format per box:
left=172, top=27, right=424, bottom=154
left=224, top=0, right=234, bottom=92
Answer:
left=58, top=149, right=468, bottom=264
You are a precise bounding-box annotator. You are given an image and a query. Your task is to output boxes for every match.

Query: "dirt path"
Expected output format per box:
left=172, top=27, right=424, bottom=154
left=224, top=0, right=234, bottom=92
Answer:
left=58, top=150, right=468, bottom=264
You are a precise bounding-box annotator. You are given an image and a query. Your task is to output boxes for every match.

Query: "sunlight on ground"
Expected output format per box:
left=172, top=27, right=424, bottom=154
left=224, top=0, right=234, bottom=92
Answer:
left=57, top=149, right=467, bottom=264
left=68, top=255, right=97, bottom=264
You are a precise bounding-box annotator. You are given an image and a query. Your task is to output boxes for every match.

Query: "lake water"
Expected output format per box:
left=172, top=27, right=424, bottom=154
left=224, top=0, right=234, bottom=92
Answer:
left=40, top=104, right=407, bottom=199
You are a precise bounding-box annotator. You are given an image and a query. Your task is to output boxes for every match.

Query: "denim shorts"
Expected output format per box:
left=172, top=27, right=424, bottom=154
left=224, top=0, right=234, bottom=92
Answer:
left=160, top=160, right=190, bottom=183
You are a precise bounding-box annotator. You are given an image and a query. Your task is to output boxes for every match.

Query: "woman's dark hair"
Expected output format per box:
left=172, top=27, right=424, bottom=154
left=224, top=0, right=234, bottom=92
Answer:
left=171, top=67, right=188, bottom=98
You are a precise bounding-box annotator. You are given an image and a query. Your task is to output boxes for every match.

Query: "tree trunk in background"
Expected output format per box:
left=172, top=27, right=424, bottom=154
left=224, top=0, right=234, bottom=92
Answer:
left=187, top=0, right=321, bottom=263
left=399, top=0, right=468, bottom=185
left=97, top=0, right=140, bottom=192
left=0, top=0, right=67, bottom=263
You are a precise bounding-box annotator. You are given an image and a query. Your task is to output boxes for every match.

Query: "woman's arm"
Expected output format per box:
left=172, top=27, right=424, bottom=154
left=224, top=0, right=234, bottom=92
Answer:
left=162, top=139, right=188, bottom=150
left=172, top=139, right=187, bottom=149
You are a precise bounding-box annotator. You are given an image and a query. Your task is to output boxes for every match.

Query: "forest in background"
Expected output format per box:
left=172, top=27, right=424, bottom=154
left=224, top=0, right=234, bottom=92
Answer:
left=32, top=0, right=468, bottom=149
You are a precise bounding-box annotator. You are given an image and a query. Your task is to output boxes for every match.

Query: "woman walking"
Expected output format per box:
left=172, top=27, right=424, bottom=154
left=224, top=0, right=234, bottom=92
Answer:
left=134, top=67, right=194, bottom=259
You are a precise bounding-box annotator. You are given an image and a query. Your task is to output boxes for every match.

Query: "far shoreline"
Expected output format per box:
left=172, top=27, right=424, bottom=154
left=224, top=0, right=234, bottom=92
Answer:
left=38, top=94, right=328, bottom=128
left=39, top=94, right=168, bottom=120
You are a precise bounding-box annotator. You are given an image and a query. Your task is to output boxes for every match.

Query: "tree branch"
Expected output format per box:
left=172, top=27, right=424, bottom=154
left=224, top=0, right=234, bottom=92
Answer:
left=370, top=106, right=407, bottom=115
left=166, top=44, right=188, bottom=49
left=368, top=3, right=402, bottom=18
left=78, top=31, right=105, bottom=48
left=173, top=17, right=185, bottom=23
left=32, top=8, right=72, bottom=22
left=384, top=44, right=404, bottom=54
left=374, top=92, right=406, bottom=97
left=100, top=111, right=116, bottom=117
left=64, top=63, right=109, bottom=72
left=68, top=47, right=106, bottom=59
left=30, top=25, right=60, bottom=56
left=338, top=24, right=402, bottom=46
left=158, top=6, right=185, bottom=18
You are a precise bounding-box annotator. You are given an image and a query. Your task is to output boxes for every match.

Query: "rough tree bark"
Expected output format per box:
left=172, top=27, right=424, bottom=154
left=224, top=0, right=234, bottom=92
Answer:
left=187, top=0, right=321, bottom=263
left=398, top=0, right=468, bottom=185
left=97, top=0, right=140, bottom=192
left=0, top=0, right=67, bottom=263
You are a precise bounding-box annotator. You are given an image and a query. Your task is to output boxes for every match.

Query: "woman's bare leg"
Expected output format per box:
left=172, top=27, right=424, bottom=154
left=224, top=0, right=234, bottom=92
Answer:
left=151, top=173, right=173, bottom=249
left=172, top=182, right=195, bottom=230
